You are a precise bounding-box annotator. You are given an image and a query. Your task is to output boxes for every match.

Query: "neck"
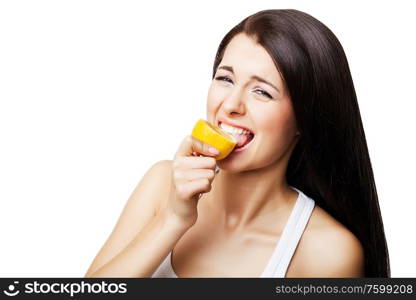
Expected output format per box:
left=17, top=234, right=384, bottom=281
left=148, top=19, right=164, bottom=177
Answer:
left=206, top=157, right=298, bottom=232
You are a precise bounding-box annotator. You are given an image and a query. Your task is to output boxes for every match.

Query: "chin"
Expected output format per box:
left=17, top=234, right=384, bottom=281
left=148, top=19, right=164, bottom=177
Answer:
left=216, top=156, right=256, bottom=174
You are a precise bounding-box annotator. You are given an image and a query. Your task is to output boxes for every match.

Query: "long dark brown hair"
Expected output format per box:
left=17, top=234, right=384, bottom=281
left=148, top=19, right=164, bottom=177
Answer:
left=212, top=9, right=390, bottom=277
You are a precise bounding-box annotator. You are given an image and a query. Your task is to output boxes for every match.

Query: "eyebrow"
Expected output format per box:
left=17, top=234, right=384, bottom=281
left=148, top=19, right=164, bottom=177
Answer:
left=217, top=65, right=280, bottom=93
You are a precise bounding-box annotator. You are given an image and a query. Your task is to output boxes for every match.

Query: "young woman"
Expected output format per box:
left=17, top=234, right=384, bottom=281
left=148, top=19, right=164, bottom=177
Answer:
left=85, top=9, right=390, bottom=278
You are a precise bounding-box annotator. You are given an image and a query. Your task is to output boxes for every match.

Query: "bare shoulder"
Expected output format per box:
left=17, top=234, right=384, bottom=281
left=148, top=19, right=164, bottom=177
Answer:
left=147, top=159, right=172, bottom=176
left=288, top=205, right=365, bottom=277
left=85, top=159, right=173, bottom=276
left=127, top=159, right=172, bottom=205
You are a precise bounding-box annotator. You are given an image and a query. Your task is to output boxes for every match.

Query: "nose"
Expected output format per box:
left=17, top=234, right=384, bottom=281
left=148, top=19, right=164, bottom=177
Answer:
left=221, top=87, right=246, bottom=116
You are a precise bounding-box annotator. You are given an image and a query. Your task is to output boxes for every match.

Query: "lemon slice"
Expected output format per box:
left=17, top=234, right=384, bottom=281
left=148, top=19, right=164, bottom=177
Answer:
left=191, top=119, right=237, bottom=160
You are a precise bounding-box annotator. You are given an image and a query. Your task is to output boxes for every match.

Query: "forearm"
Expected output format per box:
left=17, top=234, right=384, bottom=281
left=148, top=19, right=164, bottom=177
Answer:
left=86, top=211, right=191, bottom=278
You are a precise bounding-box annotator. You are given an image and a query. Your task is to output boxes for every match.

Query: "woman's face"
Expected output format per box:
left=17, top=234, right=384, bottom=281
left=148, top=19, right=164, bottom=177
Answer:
left=207, top=33, right=299, bottom=172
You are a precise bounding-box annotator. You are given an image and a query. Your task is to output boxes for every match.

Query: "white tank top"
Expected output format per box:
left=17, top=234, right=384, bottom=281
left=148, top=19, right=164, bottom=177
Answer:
left=151, top=186, right=315, bottom=278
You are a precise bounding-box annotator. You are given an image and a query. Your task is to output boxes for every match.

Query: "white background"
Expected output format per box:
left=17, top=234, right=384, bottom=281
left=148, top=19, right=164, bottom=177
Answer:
left=0, top=0, right=415, bottom=277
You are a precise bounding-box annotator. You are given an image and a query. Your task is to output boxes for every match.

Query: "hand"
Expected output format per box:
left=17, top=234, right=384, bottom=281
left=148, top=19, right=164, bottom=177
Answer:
left=166, top=135, right=219, bottom=227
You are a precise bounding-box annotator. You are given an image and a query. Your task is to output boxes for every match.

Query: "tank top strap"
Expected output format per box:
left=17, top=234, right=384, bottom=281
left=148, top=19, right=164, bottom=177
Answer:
left=261, top=187, right=315, bottom=277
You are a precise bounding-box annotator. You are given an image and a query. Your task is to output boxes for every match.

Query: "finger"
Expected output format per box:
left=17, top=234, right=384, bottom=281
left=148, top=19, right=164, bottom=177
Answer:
left=183, top=178, right=212, bottom=200
left=175, top=135, right=220, bottom=158
left=181, top=169, right=215, bottom=183
left=174, top=156, right=217, bottom=170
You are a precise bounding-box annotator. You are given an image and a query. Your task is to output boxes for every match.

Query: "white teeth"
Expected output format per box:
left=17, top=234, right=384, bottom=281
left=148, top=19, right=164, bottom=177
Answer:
left=219, top=122, right=252, bottom=136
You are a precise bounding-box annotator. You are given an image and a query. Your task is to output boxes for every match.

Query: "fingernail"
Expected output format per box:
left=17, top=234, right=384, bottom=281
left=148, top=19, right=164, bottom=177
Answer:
left=208, top=147, right=219, bottom=155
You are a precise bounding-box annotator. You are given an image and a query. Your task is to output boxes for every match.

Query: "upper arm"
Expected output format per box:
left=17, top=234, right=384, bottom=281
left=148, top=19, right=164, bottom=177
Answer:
left=85, top=160, right=172, bottom=277
left=296, top=226, right=365, bottom=277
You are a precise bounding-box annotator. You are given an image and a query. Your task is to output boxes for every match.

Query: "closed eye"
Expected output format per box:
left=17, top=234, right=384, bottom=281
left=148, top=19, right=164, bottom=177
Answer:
left=214, top=76, right=273, bottom=99
left=254, top=89, right=273, bottom=99
left=214, top=76, right=233, bottom=84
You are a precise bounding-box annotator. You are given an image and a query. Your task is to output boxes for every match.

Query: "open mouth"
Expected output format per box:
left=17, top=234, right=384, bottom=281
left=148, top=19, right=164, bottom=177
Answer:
left=218, top=121, right=255, bottom=150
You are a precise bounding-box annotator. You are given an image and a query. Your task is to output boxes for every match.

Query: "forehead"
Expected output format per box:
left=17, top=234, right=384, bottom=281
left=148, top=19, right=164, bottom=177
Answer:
left=219, top=33, right=282, bottom=84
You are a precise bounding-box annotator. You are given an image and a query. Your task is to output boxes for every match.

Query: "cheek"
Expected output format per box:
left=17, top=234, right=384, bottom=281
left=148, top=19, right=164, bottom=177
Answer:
left=256, top=103, right=297, bottom=148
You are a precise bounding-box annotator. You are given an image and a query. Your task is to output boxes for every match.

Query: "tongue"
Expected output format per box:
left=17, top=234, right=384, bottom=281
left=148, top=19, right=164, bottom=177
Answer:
left=235, top=134, right=251, bottom=148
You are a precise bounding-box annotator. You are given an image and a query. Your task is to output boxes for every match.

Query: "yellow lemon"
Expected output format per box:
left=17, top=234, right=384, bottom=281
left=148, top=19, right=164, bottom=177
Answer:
left=191, top=119, right=237, bottom=160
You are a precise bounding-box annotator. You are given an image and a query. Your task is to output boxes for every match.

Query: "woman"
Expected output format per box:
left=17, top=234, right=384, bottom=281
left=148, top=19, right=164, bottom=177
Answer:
left=85, top=9, right=390, bottom=277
